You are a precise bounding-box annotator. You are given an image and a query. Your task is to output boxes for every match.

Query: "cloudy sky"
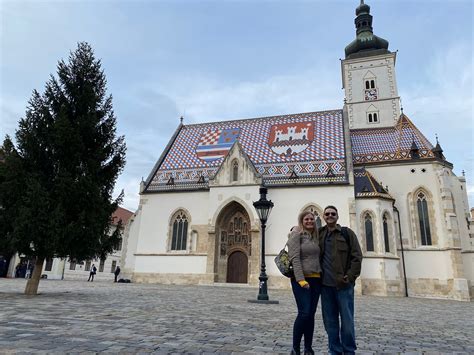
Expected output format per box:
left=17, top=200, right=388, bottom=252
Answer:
left=1, top=0, right=472, bottom=211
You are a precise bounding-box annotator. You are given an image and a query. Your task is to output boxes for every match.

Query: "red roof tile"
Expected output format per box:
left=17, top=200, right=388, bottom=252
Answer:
left=111, top=207, right=134, bottom=226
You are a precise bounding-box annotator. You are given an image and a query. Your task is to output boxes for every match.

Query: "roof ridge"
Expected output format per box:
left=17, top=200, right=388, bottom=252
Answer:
left=365, top=169, right=379, bottom=192
left=396, top=113, right=434, bottom=149
left=182, top=109, right=343, bottom=128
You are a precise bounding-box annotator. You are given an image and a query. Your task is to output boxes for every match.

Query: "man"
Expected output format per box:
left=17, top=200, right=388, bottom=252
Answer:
left=88, top=264, right=97, bottom=282
left=319, top=206, right=362, bottom=355
left=114, top=265, right=121, bottom=282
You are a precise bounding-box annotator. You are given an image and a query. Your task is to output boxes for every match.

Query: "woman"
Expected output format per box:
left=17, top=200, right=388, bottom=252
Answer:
left=287, top=211, right=322, bottom=355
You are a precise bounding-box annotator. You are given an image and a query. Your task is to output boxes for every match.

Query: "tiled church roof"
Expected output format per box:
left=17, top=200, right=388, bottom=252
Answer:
left=350, top=114, right=435, bottom=165
left=354, top=168, right=393, bottom=200
left=145, top=110, right=348, bottom=192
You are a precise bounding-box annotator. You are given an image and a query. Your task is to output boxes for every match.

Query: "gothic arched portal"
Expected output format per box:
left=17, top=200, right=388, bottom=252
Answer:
left=215, top=201, right=251, bottom=283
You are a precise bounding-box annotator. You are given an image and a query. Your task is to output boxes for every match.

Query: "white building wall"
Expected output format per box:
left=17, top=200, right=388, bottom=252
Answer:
left=135, top=255, right=207, bottom=274
left=367, top=162, right=447, bottom=249
left=355, top=198, right=398, bottom=256
left=263, top=184, right=355, bottom=256
left=342, top=52, right=401, bottom=129
left=135, top=191, right=210, bottom=255
left=121, top=208, right=141, bottom=278
left=404, top=250, right=453, bottom=279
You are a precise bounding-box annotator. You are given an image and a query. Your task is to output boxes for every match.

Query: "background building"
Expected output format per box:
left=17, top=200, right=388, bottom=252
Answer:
left=4, top=207, right=134, bottom=281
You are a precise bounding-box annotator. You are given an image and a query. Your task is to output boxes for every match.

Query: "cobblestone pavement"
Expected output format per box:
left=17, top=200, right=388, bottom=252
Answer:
left=0, top=279, right=472, bottom=354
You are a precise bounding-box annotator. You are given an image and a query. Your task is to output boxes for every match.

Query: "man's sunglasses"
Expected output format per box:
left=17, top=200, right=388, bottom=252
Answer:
left=324, top=212, right=337, bottom=217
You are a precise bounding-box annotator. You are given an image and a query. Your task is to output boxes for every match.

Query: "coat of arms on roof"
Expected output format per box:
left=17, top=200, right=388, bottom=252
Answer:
left=196, top=128, right=240, bottom=162
left=268, top=122, right=314, bottom=157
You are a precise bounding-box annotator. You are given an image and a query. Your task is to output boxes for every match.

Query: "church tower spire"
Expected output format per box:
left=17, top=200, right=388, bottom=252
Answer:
left=345, top=0, right=389, bottom=59
left=341, top=1, right=401, bottom=129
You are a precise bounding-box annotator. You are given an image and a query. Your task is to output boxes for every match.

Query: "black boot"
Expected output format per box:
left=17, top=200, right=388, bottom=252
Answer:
left=290, top=348, right=300, bottom=355
left=303, top=349, right=314, bottom=355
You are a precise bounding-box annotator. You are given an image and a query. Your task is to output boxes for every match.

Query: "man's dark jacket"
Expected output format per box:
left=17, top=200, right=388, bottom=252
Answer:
left=319, top=224, right=363, bottom=289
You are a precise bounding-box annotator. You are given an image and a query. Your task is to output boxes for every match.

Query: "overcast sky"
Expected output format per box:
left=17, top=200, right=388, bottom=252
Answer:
left=1, top=0, right=473, bottom=211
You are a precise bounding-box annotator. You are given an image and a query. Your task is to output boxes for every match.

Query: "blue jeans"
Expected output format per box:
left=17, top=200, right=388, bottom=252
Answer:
left=321, top=284, right=356, bottom=355
left=291, top=277, right=322, bottom=352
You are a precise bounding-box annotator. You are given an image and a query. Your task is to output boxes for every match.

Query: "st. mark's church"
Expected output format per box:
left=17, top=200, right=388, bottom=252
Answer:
left=122, top=1, right=473, bottom=301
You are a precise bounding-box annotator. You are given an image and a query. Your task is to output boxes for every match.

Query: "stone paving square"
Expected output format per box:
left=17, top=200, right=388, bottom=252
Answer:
left=0, top=279, right=472, bottom=354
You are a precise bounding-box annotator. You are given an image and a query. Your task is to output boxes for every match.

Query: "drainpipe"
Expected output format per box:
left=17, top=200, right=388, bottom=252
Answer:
left=393, top=204, right=408, bottom=297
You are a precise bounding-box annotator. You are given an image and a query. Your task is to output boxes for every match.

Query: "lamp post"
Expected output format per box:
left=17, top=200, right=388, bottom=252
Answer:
left=248, top=187, right=279, bottom=304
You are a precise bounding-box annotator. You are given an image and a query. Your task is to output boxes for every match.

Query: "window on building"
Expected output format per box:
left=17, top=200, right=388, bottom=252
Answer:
left=368, top=112, right=379, bottom=123
left=365, top=214, right=375, bottom=251
left=69, top=261, right=76, bottom=270
left=171, top=211, right=189, bottom=251
left=232, top=160, right=239, bottom=182
left=111, top=260, right=117, bottom=273
left=383, top=214, right=390, bottom=253
left=115, top=237, right=122, bottom=251
left=99, top=259, right=105, bottom=272
left=365, top=80, right=370, bottom=89
left=45, top=258, right=53, bottom=271
left=417, top=192, right=432, bottom=245
left=370, top=79, right=375, bottom=88
left=367, top=105, right=379, bottom=124
left=85, top=260, right=91, bottom=272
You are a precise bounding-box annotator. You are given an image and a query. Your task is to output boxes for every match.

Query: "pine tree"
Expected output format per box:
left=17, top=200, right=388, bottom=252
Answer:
left=1, top=42, right=126, bottom=295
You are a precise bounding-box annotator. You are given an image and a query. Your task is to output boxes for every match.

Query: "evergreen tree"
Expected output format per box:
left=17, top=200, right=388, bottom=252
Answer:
left=0, top=138, right=22, bottom=262
left=1, top=42, right=126, bottom=295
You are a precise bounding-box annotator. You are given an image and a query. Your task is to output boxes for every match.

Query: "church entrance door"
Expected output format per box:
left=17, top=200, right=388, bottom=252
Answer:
left=215, top=201, right=252, bottom=283
left=226, top=250, right=248, bottom=283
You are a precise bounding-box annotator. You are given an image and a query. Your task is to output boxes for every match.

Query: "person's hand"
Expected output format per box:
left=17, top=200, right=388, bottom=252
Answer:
left=302, top=283, right=310, bottom=289
left=343, top=275, right=349, bottom=283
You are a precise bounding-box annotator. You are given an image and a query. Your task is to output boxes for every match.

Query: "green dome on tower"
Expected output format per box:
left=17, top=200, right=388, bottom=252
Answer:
left=345, top=0, right=390, bottom=59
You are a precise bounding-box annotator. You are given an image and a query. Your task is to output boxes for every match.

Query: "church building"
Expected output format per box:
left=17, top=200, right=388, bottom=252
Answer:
left=122, top=1, right=473, bottom=301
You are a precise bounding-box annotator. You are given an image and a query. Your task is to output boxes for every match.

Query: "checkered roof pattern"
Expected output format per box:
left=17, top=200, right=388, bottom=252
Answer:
left=147, top=110, right=347, bottom=190
left=350, top=114, right=435, bottom=164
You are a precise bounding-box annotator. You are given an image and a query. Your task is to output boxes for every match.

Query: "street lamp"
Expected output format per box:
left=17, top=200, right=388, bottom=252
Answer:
left=248, top=187, right=279, bottom=304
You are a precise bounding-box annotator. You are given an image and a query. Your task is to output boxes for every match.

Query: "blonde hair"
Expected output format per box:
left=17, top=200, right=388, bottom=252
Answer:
left=297, top=211, right=319, bottom=240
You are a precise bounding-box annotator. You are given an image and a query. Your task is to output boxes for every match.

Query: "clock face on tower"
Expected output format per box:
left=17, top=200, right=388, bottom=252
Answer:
left=365, top=89, right=378, bottom=101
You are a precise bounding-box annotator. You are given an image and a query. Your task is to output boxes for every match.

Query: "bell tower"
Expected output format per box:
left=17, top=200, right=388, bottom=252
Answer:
left=342, top=1, right=401, bottom=129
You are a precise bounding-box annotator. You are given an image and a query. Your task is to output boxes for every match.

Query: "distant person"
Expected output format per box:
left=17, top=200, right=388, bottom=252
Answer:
left=114, top=265, right=121, bottom=282
left=19, top=263, right=27, bottom=278
left=288, top=211, right=322, bottom=355
left=88, top=264, right=97, bottom=282
left=319, top=206, right=362, bottom=355
left=25, top=263, right=34, bottom=279
left=0, top=257, right=6, bottom=277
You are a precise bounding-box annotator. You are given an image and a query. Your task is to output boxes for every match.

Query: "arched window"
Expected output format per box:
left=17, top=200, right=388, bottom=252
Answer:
left=365, top=80, right=370, bottom=89
left=383, top=213, right=390, bottom=253
left=370, top=79, right=375, bottom=88
left=367, top=104, right=379, bottom=124
left=365, top=213, right=374, bottom=251
left=417, top=192, right=432, bottom=245
left=232, top=160, right=239, bottom=182
left=171, top=211, right=189, bottom=250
